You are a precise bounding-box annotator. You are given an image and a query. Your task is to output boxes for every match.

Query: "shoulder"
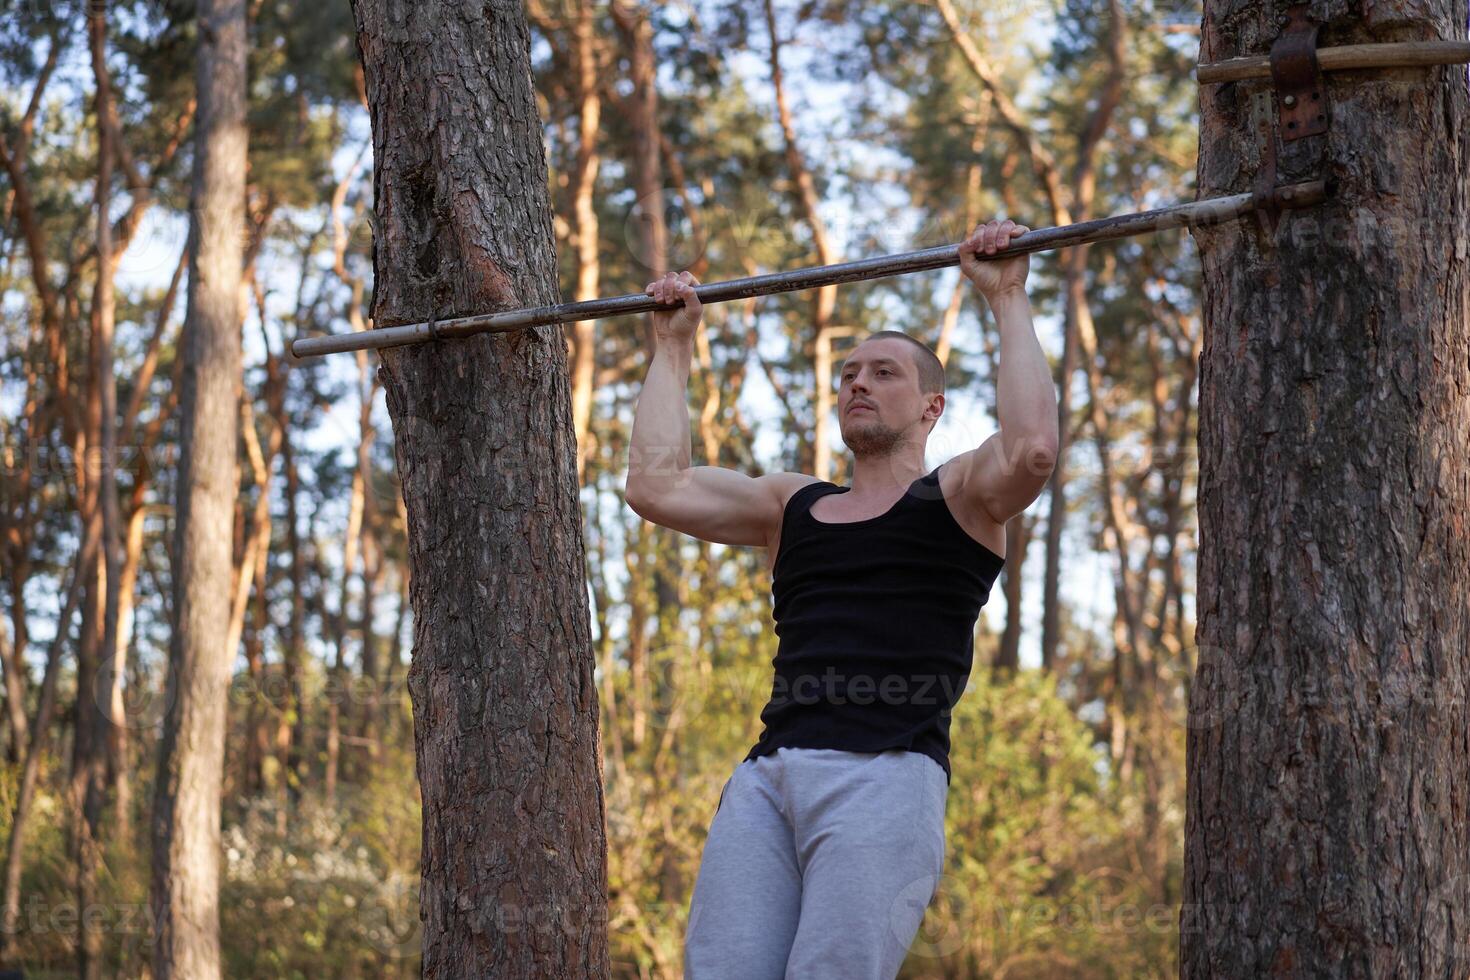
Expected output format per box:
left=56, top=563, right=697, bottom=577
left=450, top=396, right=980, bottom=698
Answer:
left=757, top=472, right=826, bottom=519
left=757, top=471, right=824, bottom=500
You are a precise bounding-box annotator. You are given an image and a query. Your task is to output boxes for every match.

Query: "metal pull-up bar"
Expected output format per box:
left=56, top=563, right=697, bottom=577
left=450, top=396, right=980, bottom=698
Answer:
left=290, top=181, right=1325, bottom=358
left=289, top=37, right=1469, bottom=359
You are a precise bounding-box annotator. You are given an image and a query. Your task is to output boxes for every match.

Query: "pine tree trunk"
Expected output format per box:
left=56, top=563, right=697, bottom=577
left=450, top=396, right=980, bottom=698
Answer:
left=610, top=0, right=666, bottom=356
left=1040, top=285, right=1076, bottom=673
left=281, top=432, right=306, bottom=817
left=764, top=0, right=840, bottom=482
left=71, top=292, right=110, bottom=980
left=996, top=515, right=1028, bottom=671
left=1, top=599, right=27, bottom=765
left=88, top=0, right=124, bottom=862
left=149, top=0, right=248, bottom=975
left=349, top=1, right=607, bottom=974
left=1183, top=1, right=1470, bottom=973
left=569, top=0, right=603, bottom=479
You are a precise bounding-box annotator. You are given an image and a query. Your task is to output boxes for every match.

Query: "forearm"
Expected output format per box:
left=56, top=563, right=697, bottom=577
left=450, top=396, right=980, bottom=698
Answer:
left=627, top=338, right=694, bottom=499
left=984, top=287, right=1060, bottom=454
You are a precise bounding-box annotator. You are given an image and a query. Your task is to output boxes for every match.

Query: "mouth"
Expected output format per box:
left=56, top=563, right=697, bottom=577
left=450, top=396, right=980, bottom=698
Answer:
left=848, top=403, right=874, bottom=415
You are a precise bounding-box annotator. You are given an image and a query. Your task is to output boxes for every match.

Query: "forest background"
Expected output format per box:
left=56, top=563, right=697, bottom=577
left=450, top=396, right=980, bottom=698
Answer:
left=0, top=0, right=1208, bottom=975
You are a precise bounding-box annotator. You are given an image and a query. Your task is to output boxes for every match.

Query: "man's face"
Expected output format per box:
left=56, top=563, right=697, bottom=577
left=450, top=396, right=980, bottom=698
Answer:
left=837, top=338, right=942, bottom=457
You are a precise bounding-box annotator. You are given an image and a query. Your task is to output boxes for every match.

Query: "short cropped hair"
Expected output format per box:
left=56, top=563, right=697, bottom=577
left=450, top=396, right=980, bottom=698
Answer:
left=861, top=330, right=946, bottom=396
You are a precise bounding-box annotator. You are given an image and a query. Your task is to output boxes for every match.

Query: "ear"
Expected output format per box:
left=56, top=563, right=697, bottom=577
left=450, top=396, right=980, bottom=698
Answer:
left=923, top=393, right=945, bottom=422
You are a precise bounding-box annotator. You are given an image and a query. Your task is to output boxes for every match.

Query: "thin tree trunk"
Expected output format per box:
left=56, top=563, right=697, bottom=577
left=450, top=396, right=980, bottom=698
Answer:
left=569, top=0, right=603, bottom=478
left=150, top=0, right=248, bottom=975
left=610, top=0, right=666, bottom=344
left=763, top=0, right=840, bottom=481
left=0, top=591, right=27, bottom=765
left=274, top=268, right=307, bottom=826
left=109, top=497, right=147, bottom=835
left=91, top=11, right=124, bottom=756
left=1181, top=0, right=1469, bottom=972
left=71, top=229, right=107, bottom=980
left=324, top=446, right=365, bottom=805
left=0, top=512, right=100, bottom=962
left=349, top=1, right=607, bottom=973
left=1039, top=288, right=1076, bottom=672
left=608, top=0, right=684, bottom=796
left=357, top=528, right=386, bottom=766
left=327, top=146, right=375, bottom=782
left=935, top=129, right=988, bottom=370
left=107, top=246, right=187, bottom=837
left=243, top=533, right=268, bottom=796
left=995, top=514, right=1029, bottom=671
left=239, top=391, right=278, bottom=797
left=279, top=430, right=306, bottom=823
left=66, top=13, right=125, bottom=978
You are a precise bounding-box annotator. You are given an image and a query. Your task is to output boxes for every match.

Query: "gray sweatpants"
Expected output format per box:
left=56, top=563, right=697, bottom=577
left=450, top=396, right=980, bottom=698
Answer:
left=683, top=746, right=948, bottom=979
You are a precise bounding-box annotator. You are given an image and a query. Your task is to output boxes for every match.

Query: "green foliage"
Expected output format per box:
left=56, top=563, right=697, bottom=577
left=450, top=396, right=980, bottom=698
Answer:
left=219, top=779, right=422, bottom=980
left=915, top=664, right=1179, bottom=978
left=0, top=700, right=421, bottom=978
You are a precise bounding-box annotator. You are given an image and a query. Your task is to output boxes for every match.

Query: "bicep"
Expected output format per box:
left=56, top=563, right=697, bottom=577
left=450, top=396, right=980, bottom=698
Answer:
left=625, top=466, right=799, bottom=547
left=951, top=431, right=1057, bottom=525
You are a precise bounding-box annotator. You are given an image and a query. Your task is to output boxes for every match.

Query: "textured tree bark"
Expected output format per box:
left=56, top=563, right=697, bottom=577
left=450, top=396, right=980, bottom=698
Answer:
left=1183, top=0, right=1469, bottom=973
left=150, top=0, right=248, bottom=976
left=349, top=1, right=608, bottom=975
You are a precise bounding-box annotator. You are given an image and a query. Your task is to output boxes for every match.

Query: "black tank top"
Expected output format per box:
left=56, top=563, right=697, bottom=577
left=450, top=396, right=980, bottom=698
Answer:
left=743, top=463, right=1006, bottom=785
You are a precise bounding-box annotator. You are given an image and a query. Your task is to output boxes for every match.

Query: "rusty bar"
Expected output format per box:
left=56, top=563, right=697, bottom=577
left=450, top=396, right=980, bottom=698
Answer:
left=1198, top=39, right=1470, bottom=85
left=290, top=180, right=1327, bottom=358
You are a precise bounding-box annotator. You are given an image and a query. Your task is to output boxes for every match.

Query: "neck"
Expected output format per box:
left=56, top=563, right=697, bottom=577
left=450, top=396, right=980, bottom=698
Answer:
left=846, top=443, right=928, bottom=496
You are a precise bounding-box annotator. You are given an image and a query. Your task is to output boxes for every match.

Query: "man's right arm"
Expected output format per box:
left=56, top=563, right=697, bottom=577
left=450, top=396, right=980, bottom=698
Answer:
left=624, top=334, right=808, bottom=548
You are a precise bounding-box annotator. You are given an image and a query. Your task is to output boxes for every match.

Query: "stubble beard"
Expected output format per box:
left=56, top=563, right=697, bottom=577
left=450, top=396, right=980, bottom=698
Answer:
left=842, top=415, right=906, bottom=458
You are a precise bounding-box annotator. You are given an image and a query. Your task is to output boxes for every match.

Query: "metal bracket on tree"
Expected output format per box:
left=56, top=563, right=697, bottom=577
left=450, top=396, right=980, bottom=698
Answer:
left=1252, top=4, right=1331, bottom=236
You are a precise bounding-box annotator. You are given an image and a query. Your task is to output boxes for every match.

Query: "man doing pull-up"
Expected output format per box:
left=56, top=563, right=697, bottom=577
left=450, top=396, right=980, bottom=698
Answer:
left=624, top=218, right=1058, bottom=979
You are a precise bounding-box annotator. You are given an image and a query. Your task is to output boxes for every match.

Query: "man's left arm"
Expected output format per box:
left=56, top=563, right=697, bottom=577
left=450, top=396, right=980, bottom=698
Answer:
left=953, top=219, right=1060, bottom=526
